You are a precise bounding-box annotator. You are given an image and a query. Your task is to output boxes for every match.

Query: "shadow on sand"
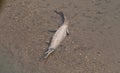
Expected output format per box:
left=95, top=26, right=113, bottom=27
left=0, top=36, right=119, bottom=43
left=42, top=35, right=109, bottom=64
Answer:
left=0, top=0, right=6, bottom=13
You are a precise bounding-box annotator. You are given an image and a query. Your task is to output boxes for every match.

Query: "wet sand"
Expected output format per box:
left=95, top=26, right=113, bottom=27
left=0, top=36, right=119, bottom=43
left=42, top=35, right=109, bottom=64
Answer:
left=0, top=0, right=120, bottom=73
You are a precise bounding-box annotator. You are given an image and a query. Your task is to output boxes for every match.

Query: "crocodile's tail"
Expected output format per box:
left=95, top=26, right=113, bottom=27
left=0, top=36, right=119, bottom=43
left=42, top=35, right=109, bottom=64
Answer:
left=54, top=10, right=69, bottom=25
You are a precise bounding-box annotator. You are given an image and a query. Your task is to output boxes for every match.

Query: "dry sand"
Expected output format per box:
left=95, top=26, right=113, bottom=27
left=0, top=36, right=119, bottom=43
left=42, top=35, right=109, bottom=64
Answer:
left=0, top=0, right=120, bottom=73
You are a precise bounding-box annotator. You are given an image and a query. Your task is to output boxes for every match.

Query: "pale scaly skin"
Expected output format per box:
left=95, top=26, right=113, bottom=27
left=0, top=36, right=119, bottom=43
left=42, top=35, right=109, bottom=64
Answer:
left=49, top=24, right=69, bottom=49
left=44, top=22, right=69, bottom=59
left=42, top=10, right=69, bottom=59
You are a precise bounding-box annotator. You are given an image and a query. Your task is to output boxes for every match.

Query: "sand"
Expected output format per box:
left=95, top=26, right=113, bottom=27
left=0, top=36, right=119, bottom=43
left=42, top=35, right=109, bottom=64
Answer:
left=0, top=0, right=120, bottom=73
